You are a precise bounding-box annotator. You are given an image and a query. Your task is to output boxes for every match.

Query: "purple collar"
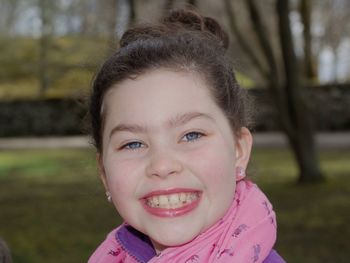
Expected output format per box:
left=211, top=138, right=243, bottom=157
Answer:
left=262, top=249, right=286, bottom=263
left=115, top=225, right=285, bottom=263
left=116, top=225, right=156, bottom=263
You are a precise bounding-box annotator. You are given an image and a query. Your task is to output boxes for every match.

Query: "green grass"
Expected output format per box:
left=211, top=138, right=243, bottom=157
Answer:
left=0, top=149, right=121, bottom=263
left=250, top=149, right=350, bottom=263
left=0, top=148, right=349, bottom=263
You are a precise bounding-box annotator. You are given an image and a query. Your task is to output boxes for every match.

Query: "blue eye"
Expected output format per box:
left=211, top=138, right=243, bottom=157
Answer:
left=183, top=132, right=203, bottom=142
left=122, top=142, right=144, bottom=150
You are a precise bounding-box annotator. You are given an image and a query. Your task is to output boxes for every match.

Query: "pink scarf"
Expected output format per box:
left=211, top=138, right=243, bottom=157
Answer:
left=88, top=180, right=277, bottom=263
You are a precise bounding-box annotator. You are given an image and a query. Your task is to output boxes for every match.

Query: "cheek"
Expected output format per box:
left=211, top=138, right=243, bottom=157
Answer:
left=103, top=158, right=144, bottom=220
left=185, top=142, right=236, bottom=187
left=104, top=158, right=141, bottom=197
left=185, top=142, right=237, bottom=221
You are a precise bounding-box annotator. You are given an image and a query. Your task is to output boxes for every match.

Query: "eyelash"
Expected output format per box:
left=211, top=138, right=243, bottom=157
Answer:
left=181, top=131, right=204, bottom=142
left=120, top=141, right=145, bottom=150
left=119, top=131, right=205, bottom=150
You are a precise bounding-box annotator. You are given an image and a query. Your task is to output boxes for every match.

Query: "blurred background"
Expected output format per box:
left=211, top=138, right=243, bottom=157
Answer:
left=0, top=0, right=349, bottom=262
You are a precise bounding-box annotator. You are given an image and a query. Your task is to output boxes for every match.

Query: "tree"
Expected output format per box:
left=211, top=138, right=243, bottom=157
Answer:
left=129, top=0, right=136, bottom=27
left=316, top=0, right=350, bottom=82
left=224, top=0, right=324, bottom=183
left=38, top=0, right=54, bottom=96
left=118, top=0, right=136, bottom=34
left=0, top=0, right=20, bottom=35
left=107, top=0, right=118, bottom=48
left=0, top=238, right=13, bottom=263
left=299, top=0, right=318, bottom=83
left=78, top=0, right=97, bottom=36
left=276, top=0, right=324, bottom=183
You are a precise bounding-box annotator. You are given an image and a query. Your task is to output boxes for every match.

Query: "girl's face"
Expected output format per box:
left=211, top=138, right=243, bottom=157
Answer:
left=98, top=69, right=252, bottom=252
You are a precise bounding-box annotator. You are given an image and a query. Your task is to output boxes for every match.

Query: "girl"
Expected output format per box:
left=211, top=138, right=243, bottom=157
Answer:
left=88, top=9, right=285, bottom=263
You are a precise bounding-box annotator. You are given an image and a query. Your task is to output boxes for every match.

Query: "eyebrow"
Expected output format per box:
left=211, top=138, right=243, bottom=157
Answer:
left=109, top=112, right=213, bottom=139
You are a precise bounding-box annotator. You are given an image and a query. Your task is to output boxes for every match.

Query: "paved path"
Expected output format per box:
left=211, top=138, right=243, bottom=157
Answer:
left=0, top=132, right=349, bottom=150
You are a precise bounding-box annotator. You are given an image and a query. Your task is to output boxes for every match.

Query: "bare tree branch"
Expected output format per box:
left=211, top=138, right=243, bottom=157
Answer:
left=244, top=0, right=294, bottom=137
left=129, top=0, right=136, bottom=27
left=223, top=0, right=269, bottom=81
left=245, top=0, right=279, bottom=86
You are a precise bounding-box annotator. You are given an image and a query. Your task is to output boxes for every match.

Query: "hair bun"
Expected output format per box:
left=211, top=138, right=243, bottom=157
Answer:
left=203, top=17, right=229, bottom=49
left=120, top=26, right=165, bottom=48
left=120, top=9, right=229, bottom=50
left=163, top=9, right=229, bottom=50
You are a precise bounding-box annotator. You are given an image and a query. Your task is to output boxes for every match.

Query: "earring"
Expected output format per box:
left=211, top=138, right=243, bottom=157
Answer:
left=106, top=191, right=112, bottom=202
left=236, top=166, right=246, bottom=181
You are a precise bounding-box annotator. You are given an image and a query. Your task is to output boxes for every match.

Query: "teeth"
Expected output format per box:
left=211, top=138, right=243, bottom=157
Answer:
left=146, top=192, right=199, bottom=209
left=180, top=193, right=186, bottom=203
left=159, top=195, right=168, bottom=207
left=151, top=196, right=159, bottom=207
left=169, top=194, right=179, bottom=207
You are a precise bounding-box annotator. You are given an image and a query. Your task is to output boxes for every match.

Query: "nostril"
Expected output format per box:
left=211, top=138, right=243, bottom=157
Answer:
left=146, top=155, right=183, bottom=178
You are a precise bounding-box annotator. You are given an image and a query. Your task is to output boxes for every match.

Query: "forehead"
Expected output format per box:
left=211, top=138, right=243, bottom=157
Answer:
left=102, top=69, right=216, bottom=117
left=100, top=69, right=235, bottom=147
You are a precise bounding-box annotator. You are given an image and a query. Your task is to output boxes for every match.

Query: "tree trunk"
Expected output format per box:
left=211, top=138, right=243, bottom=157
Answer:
left=245, top=0, right=293, bottom=136
left=300, top=0, right=318, bottom=83
left=3, top=0, right=19, bottom=35
left=129, top=0, right=136, bottom=27
left=0, top=239, right=13, bottom=263
left=79, top=0, right=92, bottom=36
left=38, top=0, right=52, bottom=96
left=107, top=0, right=118, bottom=49
left=276, top=0, right=324, bottom=183
left=38, top=35, right=49, bottom=96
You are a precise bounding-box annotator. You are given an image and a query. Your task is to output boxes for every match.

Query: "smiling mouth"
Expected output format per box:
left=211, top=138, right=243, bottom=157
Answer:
left=141, top=190, right=201, bottom=217
left=145, top=192, right=200, bottom=209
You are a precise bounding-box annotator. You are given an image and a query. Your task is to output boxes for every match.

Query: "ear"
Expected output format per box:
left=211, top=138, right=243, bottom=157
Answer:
left=96, top=153, right=109, bottom=192
left=235, top=127, right=253, bottom=171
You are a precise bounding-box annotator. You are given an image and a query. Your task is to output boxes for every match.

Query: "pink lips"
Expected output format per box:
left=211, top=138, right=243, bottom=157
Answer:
left=140, top=188, right=201, bottom=218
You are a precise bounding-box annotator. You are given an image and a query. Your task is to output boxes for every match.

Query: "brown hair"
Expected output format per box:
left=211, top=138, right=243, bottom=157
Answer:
left=89, top=9, right=250, bottom=152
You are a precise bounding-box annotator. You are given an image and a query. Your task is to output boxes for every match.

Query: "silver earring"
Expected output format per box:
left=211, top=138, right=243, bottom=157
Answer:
left=236, top=166, right=246, bottom=181
left=106, top=191, right=112, bottom=202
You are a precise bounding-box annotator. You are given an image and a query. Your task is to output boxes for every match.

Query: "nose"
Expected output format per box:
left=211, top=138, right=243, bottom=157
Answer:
left=146, top=150, right=183, bottom=179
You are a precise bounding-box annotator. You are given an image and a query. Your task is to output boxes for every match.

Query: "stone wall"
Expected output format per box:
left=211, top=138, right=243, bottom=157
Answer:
left=0, top=98, right=87, bottom=137
left=0, top=84, right=349, bottom=137
left=250, top=83, right=350, bottom=131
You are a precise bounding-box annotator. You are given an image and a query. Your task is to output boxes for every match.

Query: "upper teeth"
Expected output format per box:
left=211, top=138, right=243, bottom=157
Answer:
left=146, top=192, right=199, bottom=209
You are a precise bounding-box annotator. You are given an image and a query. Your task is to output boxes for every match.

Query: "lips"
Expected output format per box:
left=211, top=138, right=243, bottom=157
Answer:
left=141, top=189, right=201, bottom=217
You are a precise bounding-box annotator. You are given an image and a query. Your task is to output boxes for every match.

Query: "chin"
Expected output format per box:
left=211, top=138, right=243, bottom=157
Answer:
left=148, top=223, right=202, bottom=249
